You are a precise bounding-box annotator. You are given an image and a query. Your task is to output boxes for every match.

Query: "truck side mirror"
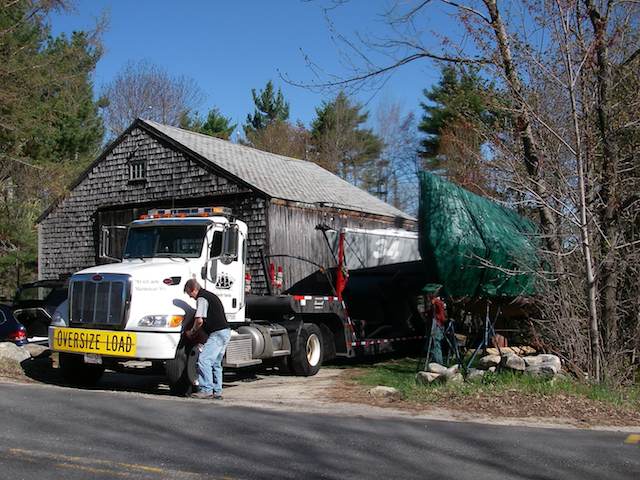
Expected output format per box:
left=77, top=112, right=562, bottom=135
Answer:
left=100, top=225, right=128, bottom=262
left=202, top=258, right=218, bottom=282
left=221, top=224, right=239, bottom=265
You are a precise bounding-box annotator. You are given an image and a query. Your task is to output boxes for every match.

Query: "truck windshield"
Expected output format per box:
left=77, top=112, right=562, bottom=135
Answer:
left=123, top=226, right=207, bottom=259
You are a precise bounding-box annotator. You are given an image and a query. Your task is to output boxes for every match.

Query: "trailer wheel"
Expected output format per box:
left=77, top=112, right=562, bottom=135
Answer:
left=289, top=323, right=323, bottom=376
left=59, top=352, right=104, bottom=387
left=166, top=345, right=199, bottom=396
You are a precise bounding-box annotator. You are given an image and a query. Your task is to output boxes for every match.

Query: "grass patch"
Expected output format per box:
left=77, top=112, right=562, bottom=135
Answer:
left=351, top=357, right=640, bottom=411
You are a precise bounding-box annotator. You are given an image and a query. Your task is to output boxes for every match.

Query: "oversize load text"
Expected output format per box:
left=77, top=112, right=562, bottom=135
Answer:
left=54, top=329, right=136, bottom=356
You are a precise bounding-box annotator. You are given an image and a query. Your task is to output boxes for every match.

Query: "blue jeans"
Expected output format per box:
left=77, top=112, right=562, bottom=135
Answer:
left=197, top=328, right=231, bottom=395
left=430, top=324, right=444, bottom=365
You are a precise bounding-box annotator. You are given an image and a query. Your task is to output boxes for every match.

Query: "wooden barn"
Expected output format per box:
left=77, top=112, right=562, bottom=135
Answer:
left=37, top=118, right=416, bottom=293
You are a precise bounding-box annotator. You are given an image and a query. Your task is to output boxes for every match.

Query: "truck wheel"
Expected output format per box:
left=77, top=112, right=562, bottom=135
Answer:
left=165, top=345, right=199, bottom=396
left=289, top=323, right=323, bottom=376
left=59, top=353, right=104, bottom=387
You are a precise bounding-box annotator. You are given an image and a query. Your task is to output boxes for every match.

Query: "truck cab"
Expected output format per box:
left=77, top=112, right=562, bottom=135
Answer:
left=49, top=206, right=393, bottom=394
left=49, top=207, right=273, bottom=392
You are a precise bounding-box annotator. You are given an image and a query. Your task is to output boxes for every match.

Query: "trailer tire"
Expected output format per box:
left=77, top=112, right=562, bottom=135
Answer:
left=59, top=352, right=104, bottom=386
left=289, top=323, right=323, bottom=376
left=166, top=345, right=199, bottom=396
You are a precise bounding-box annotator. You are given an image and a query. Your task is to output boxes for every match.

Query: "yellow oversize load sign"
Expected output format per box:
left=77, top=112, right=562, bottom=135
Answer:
left=52, top=327, right=137, bottom=357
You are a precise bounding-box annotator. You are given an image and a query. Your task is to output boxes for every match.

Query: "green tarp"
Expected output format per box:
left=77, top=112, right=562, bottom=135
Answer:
left=418, top=172, right=538, bottom=298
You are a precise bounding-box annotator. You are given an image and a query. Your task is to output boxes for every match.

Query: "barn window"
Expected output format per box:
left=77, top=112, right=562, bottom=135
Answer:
left=129, top=161, right=147, bottom=182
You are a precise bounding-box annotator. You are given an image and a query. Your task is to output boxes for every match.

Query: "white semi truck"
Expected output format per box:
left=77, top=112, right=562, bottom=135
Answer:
left=49, top=206, right=426, bottom=394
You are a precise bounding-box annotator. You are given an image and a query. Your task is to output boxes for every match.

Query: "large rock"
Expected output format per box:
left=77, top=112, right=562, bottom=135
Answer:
left=445, top=364, right=460, bottom=377
left=524, top=354, right=562, bottom=378
left=466, top=368, right=486, bottom=382
left=486, top=346, right=536, bottom=356
left=523, top=354, right=561, bottom=372
left=448, top=372, right=464, bottom=384
left=368, top=386, right=402, bottom=401
left=0, top=342, right=30, bottom=363
left=416, top=371, right=442, bottom=385
left=427, top=363, right=448, bottom=375
left=525, top=364, right=557, bottom=378
left=501, top=353, right=526, bottom=371
left=477, top=354, right=501, bottom=370
left=24, top=344, right=49, bottom=358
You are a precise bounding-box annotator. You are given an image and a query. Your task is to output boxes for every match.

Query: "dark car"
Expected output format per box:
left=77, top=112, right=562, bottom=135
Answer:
left=12, top=279, right=68, bottom=339
left=0, top=304, right=27, bottom=345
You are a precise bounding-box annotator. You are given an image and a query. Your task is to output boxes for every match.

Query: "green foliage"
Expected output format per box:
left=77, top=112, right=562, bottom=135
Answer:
left=24, top=32, right=104, bottom=165
left=180, top=107, right=237, bottom=140
left=418, top=66, right=497, bottom=185
left=244, top=80, right=290, bottom=135
left=0, top=193, right=39, bottom=296
left=0, top=3, right=104, bottom=167
left=310, top=92, right=383, bottom=184
left=0, top=1, right=104, bottom=296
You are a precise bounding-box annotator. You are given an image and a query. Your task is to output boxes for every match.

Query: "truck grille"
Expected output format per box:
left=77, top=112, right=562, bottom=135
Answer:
left=70, top=274, right=130, bottom=327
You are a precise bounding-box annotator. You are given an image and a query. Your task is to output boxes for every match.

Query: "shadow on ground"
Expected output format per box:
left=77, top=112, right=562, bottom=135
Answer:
left=17, top=349, right=298, bottom=396
left=15, top=345, right=417, bottom=399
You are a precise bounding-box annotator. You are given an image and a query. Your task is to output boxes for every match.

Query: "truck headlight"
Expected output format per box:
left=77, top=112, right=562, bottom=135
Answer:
left=137, top=315, right=184, bottom=328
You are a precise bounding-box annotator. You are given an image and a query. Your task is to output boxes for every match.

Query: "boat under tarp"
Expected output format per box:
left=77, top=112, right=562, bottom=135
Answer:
left=418, top=172, right=538, bottom=300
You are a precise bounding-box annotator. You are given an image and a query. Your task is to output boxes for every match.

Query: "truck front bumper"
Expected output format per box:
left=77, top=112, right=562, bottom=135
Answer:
left=48, top=326, right=181, bottom=360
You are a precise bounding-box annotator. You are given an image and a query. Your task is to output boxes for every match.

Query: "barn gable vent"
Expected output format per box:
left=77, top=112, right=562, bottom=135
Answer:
left=127, top=146, right=147, bottom=183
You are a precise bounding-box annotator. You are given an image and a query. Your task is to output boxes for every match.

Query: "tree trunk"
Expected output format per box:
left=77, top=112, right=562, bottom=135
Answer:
left=482, top=0, right=562, bottom=258
left=584, top=0, right=619, bottom=372
left=558, top=4, right=602, bottom=381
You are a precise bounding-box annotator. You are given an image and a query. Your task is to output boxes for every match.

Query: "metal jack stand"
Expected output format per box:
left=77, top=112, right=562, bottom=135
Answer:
left=465, top=301, right=502, bottom=372
left=443, top=320, right=463, bottom=367
left=417, top=315, right=463, bottom=372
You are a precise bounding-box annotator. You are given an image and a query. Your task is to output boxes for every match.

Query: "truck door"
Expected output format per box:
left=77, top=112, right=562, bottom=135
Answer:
left=99, top=225, right=128, bottom=262
left=204, top=224, right=245, bottom=321
left=95, top=207, right=144, bottom=263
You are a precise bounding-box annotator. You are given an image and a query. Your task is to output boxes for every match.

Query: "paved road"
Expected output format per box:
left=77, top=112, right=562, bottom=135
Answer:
left=0, top=382, right=638, bottom=480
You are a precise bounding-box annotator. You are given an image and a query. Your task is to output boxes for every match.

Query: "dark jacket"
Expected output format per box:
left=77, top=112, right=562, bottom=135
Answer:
left=197, top=289, right=229, bottom=334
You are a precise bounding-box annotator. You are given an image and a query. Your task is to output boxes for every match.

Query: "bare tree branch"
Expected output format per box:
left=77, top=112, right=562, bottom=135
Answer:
left=284, top=51, right=489, bottom=90
left=440, top=0, right=491, bottom=24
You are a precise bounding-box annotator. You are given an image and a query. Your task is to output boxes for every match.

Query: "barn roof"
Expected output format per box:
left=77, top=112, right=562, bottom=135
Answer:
left=38, top=119, right=415, bottom=223
left=141, top=119, right=414, bottom=220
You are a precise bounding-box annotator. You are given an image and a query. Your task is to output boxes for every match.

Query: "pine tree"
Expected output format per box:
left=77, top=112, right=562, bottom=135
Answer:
left=244, top=80, right=290, bottom=135
left=0, top=3, right=104, bottom=169
left=418, top=66, right=497, bottom=192
left=0, top=0, right=105, bottom=295
left=310, top=92, right=383, bottom=186
left=181, top=107, right=237, bottom=140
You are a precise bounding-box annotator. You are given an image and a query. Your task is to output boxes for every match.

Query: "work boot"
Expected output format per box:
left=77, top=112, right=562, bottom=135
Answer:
left=191, top=391, right=212, bottom=399
left=212, top=393, right=223, bottom=400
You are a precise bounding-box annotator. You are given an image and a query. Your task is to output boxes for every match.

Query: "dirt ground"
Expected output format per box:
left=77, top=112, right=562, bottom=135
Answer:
left=3, top=350, right=639, bottom=432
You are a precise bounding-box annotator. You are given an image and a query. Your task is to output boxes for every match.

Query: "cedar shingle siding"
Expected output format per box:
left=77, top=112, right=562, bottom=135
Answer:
left=38, top=119, right=415, bottom=294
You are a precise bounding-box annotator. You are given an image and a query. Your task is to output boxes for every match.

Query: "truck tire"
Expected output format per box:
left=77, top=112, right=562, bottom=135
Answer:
left=289, top=323, right=323, bottom=376
left=59, top=352, right=104, bottom=387
left=165, top=345, right=199, bottom=396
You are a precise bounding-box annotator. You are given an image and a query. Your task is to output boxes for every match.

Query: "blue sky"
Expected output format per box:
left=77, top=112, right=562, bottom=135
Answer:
left=50, top=1, right=455, bottom=136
